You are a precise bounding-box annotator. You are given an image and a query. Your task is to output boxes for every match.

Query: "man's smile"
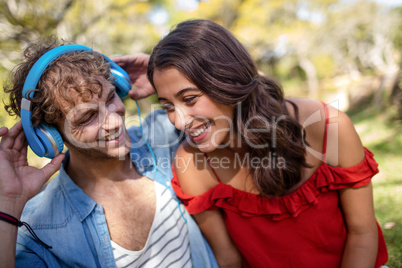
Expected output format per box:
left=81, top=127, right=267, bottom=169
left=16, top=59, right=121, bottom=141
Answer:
left=98, top=126, right=123, bottom=141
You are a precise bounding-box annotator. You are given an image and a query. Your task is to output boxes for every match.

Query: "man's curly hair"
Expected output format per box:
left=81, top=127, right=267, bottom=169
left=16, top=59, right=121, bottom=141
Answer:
left=3, top=36, right=113, bottom=128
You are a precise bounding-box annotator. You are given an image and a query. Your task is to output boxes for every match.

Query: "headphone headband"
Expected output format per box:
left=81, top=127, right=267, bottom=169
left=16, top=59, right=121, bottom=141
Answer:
left=23, top=45, right=89, bottom=99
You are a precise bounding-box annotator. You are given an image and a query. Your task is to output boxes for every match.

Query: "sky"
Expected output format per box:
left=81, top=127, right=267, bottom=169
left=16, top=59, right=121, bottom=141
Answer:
left=178, top=0, right=402, bottom=8
left=150, top=0, right=402, bottom=25
left=374, top=0, right=402, bottom=6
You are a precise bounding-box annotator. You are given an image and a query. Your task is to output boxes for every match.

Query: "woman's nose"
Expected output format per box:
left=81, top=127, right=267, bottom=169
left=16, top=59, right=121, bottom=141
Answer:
left=173, top=107, right=191, bottom=131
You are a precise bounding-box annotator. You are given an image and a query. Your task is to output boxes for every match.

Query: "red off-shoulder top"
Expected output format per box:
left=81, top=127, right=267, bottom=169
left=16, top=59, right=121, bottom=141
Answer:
left=171, top=104, right=388, bottom=267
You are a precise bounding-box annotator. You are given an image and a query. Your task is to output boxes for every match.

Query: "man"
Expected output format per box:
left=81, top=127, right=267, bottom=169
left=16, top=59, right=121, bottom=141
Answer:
left=0, top=38, right=217, bottom=267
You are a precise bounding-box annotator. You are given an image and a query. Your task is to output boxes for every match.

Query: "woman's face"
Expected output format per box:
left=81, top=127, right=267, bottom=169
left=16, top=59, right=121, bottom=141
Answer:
left=154, top=67, right=235, bottom=153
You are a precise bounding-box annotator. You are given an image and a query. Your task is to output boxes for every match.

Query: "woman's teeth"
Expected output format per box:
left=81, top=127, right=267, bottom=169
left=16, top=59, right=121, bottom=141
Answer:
left=189, top=123, right=209, bottom=137
left=102, top=127, right=122, bottom=141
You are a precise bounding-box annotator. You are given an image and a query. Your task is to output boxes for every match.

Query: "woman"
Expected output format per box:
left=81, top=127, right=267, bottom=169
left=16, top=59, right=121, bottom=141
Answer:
left=118, top=19, right=388, bottom=267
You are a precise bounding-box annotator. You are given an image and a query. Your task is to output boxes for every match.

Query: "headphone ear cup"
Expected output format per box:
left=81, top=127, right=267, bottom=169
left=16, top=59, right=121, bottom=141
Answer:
left=34, top=124, right=64, bottom=159
left=110, top=68, right=131, bottom=98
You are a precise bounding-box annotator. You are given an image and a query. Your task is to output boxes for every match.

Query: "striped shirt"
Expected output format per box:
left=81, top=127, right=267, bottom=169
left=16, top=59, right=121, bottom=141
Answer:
left=111, top=181, right=192, bottom=268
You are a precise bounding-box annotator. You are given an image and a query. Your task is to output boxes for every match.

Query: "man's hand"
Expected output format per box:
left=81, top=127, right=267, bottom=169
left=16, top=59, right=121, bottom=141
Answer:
left=0, top=121, right=64, bottom=215
left=112, top=53, right=156, bottom=100
left=0, top=121, right=64, bottom=267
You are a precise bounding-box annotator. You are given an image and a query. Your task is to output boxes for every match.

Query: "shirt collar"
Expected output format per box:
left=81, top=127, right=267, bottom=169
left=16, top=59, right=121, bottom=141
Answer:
left=58, top=152, right=97, bottom=222
left=127, top=126, right=156, bottom=171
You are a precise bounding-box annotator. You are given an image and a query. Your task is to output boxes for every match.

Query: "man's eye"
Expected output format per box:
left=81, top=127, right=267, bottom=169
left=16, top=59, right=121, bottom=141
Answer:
left=107, top=92, right=116, bottom=102
left=80, top=114, right=95, bottom=125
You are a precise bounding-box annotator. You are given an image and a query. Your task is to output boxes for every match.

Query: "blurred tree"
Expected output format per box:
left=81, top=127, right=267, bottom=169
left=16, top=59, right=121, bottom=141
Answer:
left=170, top=0, right=335, bottom=98
left=0, top=0, right=180, bottom=120
left=0, top=0, right=173, bottom=165
left=0, top=0, right=169, bottom=70
left=1, top=0, right=401, bottom=113
left=316, top=2, right=400, bottom=107
left=168, top=0, right=401, bottom=109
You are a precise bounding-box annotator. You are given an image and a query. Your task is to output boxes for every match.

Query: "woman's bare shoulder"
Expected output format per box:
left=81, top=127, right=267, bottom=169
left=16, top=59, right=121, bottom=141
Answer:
left=174, top=140, right=219, bottom=196
left=286, top=98, right=327, bottom=146
left=286, top=98, right=365, bottom=167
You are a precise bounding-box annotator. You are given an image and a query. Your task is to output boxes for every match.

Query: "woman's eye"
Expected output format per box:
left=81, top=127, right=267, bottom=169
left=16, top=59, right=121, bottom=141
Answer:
left=183, top=96, right=197, bottom=103
left=161, top=104, right=174, bottom=111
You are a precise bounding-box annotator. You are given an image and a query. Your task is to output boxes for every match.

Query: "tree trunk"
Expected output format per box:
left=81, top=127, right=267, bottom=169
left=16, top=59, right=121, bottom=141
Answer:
left=298, top=57, right=319, bottom=99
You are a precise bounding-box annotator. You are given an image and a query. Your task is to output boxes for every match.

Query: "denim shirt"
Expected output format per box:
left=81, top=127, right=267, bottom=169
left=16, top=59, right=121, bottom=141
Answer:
left=16, top=110, right=218, bottom=268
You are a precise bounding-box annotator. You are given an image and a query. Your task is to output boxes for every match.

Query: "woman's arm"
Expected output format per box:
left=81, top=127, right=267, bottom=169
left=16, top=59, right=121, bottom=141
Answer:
left=193, top=210, right=242, bottom=268
left=174, top=143, right=242, bottom=268
left=339, top=183, right=378, bottom=268
left=326, top=107, right=378, bottom=268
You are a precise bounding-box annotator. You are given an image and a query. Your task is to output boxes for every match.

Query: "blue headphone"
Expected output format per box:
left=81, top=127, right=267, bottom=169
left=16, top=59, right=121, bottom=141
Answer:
left=20, top=44, right=131, bottom=159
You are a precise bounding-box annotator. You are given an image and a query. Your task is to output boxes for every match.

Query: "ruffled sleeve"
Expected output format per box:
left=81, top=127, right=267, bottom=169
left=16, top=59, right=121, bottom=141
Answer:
left=315, top=147, right=379, bottom=192
left=171, top=147, right=379, bottom=220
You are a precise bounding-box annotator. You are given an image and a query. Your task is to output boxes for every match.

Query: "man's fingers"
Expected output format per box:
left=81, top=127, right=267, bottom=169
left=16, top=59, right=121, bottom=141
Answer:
left=0, top=122, right=23, bottom=150
left=40, top=153, right=65, bottom=182
left=20, top=140, right=28, bottom=158
left=0, top=127, right=9, bottom=137
left=12, top=129, right=27, bottom=152
left=9, top=121, right=22, bottom=132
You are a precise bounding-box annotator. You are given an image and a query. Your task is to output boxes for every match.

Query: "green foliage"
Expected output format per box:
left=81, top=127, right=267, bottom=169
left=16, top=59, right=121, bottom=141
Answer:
left=311, top=54, right=336, bottom=79
left=0, top=0, right=166, bottom=66
left=390, top=7, right=402, bottom=51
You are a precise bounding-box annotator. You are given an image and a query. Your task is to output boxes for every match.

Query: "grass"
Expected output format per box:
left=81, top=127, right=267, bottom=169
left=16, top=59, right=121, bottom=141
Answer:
left=347, top=103, right=402, bottom=268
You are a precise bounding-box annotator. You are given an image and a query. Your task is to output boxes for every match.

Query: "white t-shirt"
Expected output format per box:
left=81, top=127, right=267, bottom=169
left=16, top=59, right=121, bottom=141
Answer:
left=111, top=181, right=192, bottom=268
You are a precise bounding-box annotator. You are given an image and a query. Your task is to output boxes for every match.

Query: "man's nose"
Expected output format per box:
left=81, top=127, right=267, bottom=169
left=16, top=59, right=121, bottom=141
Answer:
left=103, top=104, right=123, bottom=130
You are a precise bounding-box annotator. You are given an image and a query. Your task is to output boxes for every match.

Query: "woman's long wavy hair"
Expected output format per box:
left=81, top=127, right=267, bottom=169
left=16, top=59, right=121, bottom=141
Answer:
left=148, top=19, right=310, bottom=197
left=4, top=36, right=112, bottom=128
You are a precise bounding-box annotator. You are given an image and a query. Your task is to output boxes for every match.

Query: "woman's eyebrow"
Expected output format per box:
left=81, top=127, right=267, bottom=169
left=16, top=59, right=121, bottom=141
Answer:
left=158, top=87, right=199, bottom=101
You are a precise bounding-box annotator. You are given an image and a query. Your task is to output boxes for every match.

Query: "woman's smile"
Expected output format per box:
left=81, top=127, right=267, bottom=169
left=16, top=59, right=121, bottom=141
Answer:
left=187, top=121, right=211, bottom=141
